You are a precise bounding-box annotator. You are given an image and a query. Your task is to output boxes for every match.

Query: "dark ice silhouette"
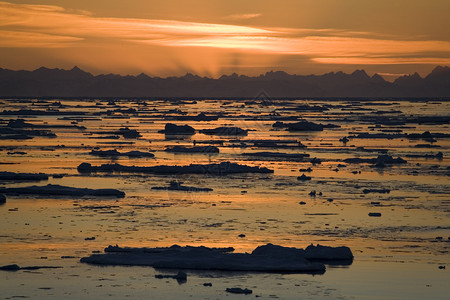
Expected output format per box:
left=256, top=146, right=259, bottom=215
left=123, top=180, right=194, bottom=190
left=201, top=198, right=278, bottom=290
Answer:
left=0, top=184, right=125, bottom=198
left=152, top=181, right=213, bottom=192
left=80, top=243, right=353, bottom=272
left=77, top=162, right=273, bottom=175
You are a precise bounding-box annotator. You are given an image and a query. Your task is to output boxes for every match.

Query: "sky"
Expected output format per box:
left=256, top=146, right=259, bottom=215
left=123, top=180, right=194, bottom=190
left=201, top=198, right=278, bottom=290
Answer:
left=0, top=0, right=449, bottom=79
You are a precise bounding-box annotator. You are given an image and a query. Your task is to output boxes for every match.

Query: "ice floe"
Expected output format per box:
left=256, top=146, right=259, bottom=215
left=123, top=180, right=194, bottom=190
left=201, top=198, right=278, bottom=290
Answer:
left=80, top=243, right=353, bottom=273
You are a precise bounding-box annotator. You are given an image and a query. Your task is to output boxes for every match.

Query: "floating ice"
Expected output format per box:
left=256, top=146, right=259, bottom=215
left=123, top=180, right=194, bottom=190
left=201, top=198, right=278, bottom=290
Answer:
left=81, top=243, right=353, bottom=273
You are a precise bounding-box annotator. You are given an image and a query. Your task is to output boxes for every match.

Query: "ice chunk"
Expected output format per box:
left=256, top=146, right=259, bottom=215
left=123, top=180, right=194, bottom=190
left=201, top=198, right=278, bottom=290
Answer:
left=304, top=244, right=353, bottom=261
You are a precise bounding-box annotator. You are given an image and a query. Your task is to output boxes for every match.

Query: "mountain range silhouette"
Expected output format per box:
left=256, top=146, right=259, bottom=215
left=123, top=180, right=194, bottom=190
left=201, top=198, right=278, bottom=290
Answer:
left=0, top=66, right=448, bottom=98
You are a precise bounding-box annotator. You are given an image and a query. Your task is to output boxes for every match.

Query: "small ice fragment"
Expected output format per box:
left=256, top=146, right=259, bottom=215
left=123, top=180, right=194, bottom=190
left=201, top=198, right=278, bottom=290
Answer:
left=0, top=264, right=20, bottom=271
left=368, top=212, right=382, bottom=217
left=226, top=288, right=252, bottom=294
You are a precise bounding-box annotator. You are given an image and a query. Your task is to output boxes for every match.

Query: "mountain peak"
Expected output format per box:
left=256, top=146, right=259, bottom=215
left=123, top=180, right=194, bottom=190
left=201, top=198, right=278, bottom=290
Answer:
left=426, top=65, right=450, bottom=79
left=411, top=72, right=422, bottom=79
left=136, top=72, right=150, bottom=79
left=219, top=73, right=242, bottom=80
left=393, top=72, right=423, bottom=84
left=351, top=69, right=369, bottom=78
left=263, top=70, right=290, bottom=79
left=431, top=65, right=449, bottom=73
left=183, top=72, right=201, bottom=80
left=371, top=73, right=386, bottom=83
left=71, top=66, right=83, bottom=72
left=34, top=66, right=54, bottom=72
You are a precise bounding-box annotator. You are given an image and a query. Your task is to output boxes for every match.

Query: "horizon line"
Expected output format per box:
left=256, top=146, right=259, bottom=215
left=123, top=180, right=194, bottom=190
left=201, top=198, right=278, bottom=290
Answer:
left=1, top=65, right=448, bottom=80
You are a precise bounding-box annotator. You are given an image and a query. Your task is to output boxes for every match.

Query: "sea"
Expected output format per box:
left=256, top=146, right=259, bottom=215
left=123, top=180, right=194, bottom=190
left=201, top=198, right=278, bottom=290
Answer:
left=0, top=98, right=449, bottom=299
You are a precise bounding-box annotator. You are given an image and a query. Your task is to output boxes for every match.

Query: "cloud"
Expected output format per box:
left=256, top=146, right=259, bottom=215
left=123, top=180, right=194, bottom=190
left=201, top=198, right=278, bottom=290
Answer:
left=0, top=1, right=448, bottom=67
left=0, top=2, right=270, bottom=42
left=312, top=57, right=450, bottom=65
left=223, top=13, right=262, bottom=20
left=0, top=30, right=82, bottom=48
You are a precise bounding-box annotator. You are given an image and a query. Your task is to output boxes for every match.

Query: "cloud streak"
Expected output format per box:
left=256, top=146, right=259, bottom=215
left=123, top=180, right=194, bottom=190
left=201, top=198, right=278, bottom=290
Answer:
left=0, top=1, right=448, bottom=68
left=223, top=13, right=263, bottom=20
left=0, top=30, right=82, bottom=48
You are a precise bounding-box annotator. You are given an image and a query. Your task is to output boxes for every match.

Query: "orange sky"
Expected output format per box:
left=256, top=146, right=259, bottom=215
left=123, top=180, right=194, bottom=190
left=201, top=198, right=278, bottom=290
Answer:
left=0, top=0, right=449, bottom=78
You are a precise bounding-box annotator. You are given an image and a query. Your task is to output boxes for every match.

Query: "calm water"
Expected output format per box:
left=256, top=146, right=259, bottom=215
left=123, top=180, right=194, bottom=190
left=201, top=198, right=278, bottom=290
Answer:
left=0, top=98, right=449, bottom=299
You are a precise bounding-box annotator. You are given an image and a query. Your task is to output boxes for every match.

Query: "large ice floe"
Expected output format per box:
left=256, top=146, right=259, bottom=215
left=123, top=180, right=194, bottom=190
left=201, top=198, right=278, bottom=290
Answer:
left=0, top=184, right=125, bottom=198
left=80, top=243, right=353, bottom=273
left=77, top=161, right=273, bottom=175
